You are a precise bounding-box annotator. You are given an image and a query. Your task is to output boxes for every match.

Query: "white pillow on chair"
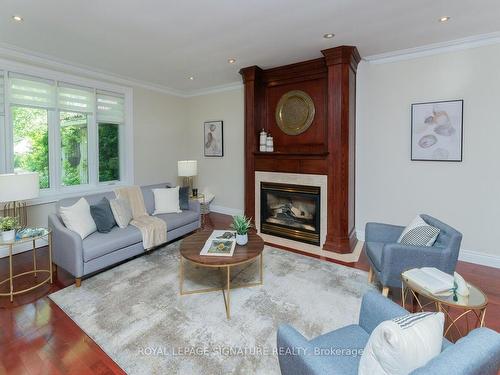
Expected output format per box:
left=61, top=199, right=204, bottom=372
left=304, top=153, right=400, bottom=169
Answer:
left=397, top=215, right=440, bottom=246
left=358, top=312, right=444, bottom=375
left=152, top=187, right=182, bottom=215
left=59, top=198, right=97, bottom=239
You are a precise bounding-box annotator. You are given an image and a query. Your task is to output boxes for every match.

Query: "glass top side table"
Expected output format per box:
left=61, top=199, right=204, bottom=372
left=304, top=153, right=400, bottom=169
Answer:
left=402, top=274, right=488, bottom=341
left=0, top=227, right=53, bottom=302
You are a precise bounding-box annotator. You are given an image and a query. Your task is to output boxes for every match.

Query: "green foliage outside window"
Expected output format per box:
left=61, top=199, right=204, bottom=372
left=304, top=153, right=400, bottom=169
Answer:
left=12, top=106, right=50, bottom=189
left=99, top=123, right=120, bottom=182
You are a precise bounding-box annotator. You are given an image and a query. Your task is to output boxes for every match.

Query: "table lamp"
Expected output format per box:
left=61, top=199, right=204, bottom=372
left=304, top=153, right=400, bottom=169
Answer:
left=177, top=160, right=197, bottom=195
left=0, top=172, right=40, bottom=228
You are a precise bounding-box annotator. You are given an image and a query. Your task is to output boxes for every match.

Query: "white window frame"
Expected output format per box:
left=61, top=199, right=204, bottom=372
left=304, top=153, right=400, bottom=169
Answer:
left=0, top=59, right=134, bottom=206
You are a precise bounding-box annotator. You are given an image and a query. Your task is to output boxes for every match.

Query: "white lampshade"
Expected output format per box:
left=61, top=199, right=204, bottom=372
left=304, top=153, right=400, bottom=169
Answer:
left=177, top=160, right=198, bottom=177
left=0, top=173, right=40, bottom=202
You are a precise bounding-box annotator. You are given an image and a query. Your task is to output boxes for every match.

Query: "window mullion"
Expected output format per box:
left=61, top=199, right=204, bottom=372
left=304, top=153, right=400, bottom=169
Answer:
left=89, top=88, right=98, bottom=186
left=49, top=108, right=60, bottom=192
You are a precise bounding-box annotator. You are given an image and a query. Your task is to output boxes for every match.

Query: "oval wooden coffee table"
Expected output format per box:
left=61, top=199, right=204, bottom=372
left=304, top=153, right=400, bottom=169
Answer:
left=179, top=230, right=264, bottom=319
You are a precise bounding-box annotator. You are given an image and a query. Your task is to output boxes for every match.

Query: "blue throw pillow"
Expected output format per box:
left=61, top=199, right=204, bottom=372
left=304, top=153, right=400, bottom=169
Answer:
left=179, top=186, right=190, bottom=210
left=90, top=197, right=117, bottom=233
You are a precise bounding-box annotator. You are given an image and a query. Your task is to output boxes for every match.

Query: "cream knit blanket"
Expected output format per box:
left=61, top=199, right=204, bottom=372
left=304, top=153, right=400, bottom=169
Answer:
left=115, top=186, right=167, bottom=250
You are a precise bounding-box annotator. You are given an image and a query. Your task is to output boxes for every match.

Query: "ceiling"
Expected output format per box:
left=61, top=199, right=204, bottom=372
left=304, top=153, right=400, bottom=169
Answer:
left=1, top=0, right=500, bottom=94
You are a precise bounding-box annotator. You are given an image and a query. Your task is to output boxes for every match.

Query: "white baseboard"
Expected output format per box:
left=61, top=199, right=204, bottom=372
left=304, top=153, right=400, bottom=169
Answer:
left=356, top=229, right=500, bottom=269
left=0, top=239, right=49, bottom=258
left=210, top=205, right=244, bottom=217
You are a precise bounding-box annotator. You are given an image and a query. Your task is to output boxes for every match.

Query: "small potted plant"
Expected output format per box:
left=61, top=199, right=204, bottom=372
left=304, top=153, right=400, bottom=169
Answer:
left=231, top=215, right=253, bottom=246
left=0, top=217, right=18, bottom=242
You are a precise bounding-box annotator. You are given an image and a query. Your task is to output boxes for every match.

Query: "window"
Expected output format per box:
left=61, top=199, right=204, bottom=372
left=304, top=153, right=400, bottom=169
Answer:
left=0, top=69, right=131, bottom=199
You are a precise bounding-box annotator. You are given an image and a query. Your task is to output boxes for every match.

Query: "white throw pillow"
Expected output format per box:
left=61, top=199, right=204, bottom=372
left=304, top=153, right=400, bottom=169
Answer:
left=397, top=215, right=440, bottom=246
left=358, top=312, right=444, bottom=375
left=152, top=187, right=182, bottom=215
left=59, top=198, right=97, bottom=239
left=109, top=198, right=133, bottom=228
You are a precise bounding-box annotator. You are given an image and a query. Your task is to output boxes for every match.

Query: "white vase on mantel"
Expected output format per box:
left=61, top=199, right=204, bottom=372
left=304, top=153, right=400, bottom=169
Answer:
left=236, top=233, right=248, bottom=246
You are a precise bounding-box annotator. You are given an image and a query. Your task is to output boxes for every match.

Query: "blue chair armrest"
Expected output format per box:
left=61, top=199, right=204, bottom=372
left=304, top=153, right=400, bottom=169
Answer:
left=411, top=328, right=500, bottom=375
left=358, top=291, right=408, bottom=334
left=365, top=222, right=404, bottom=243
left=277, top=325, right=346, bottom=375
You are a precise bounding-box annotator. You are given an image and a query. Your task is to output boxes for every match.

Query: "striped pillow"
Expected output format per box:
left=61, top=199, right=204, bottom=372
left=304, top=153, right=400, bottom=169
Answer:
left=397, top=215, right=440, bottom=246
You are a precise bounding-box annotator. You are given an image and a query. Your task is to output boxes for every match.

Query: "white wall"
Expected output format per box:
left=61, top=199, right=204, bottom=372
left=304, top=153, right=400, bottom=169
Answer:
left=185, top=88, right=245, bottom=213
left=356, top=43, right=500, bottom=261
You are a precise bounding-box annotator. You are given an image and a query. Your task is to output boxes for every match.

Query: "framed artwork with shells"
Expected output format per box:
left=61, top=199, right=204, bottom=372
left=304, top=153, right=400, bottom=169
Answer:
left=411, top=99, right=463, bottom=162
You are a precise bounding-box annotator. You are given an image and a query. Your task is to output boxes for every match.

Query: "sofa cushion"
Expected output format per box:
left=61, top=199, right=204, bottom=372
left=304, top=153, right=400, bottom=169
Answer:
left=83, top=225, right=142, bottom=262
left=155, top=210, right=199, bottom=231
left=366, top=241, right=384, bottom=271
left=309, top=324, right=369, bottom=375
left=90, top=197, right=116, bottom=233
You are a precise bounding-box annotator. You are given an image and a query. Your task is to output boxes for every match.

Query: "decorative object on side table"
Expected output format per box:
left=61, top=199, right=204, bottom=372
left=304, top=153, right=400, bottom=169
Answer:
left=411, top=100, right=463, bottom=161
left=177, top=160, right=198, bottom=195
left=204, top=120, right=223, bottom=157
left=0, top=172, right=40, bottom=228
left=0, top=216, right=18, bottom=242
left=231, top=215, right=253, bottom=246
left=0, top=227, right=52, bottom=302
left=401, top=268, right=487, bottom=342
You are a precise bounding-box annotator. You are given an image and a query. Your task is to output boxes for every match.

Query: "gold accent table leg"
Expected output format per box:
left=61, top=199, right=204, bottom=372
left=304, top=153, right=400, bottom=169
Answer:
left=48, top=233, right=53, bottom=283
left=9, top=244, right=13, bottom=303
left=479, top=308, right=487, bottom=327
left=260, top=252, right=264, bottom=285
left=75, top=278, right=81, bottom=287
left=32, top=239, right=37, bottom=277
left=226, top=266, right=231, bottom=319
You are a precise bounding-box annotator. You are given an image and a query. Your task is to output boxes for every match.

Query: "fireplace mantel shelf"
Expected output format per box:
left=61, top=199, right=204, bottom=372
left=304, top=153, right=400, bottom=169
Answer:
left=253, top=151, right=329, bottom=157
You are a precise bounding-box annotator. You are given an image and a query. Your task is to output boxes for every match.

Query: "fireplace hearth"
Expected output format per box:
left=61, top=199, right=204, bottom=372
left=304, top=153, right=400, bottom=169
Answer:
left=260, top=182, right=320, bottom=245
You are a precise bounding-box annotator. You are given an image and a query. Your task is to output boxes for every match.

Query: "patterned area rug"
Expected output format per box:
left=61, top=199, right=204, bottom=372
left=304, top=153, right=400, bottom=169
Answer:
left=49, top=241, right=374, bottom=374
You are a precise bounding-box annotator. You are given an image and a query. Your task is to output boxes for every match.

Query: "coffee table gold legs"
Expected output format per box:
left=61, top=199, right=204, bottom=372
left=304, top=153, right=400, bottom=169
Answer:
left=179, top=253, right=264, bottom=319
left=9, top=244, right=13, bottom=302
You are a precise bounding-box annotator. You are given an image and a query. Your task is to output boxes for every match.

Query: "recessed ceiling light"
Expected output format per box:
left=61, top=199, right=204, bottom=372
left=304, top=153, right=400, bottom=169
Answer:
left=228, top=58, right=236, bottom=64
left=439, top=16, right=450, bottom=23
left=188, top=76, right=194, bottom=80
left=323, top=33, right=335, bottom=39
left=12, top=15, right=23, bottom=22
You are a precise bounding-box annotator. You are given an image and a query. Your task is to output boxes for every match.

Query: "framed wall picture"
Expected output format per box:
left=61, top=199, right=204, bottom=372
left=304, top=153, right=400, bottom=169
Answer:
left=411, top=100, right=463, bottom=162
left=204, top=120, right=223, bottom=157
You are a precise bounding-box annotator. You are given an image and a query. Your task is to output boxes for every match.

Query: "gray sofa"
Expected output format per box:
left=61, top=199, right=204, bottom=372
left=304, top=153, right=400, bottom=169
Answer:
left=48, top=183, right=200, bottom=286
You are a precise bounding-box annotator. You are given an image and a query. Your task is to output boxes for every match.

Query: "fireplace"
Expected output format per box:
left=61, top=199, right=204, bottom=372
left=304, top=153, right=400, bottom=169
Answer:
left=260, top=182, right=320, bottom=245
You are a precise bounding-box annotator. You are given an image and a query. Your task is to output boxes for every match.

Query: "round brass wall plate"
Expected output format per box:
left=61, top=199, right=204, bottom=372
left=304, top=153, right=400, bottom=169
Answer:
left=275, top=90, right=315, bottom=135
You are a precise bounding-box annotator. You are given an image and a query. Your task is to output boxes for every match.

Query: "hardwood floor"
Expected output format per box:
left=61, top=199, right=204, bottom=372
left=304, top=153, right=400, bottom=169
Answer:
left=1, top=212, right=499, bottom=374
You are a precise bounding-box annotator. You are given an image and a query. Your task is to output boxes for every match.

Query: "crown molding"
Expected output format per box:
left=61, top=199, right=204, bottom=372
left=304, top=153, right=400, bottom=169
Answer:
left=183, top=81, right=243, bottom=98
left=0, top=42, right=185, bottom=97
left=364, top=31, right=500, bottom=64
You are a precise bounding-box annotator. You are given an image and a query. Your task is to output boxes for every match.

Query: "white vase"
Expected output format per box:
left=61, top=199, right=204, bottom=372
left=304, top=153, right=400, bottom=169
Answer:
left=236, top=233, right=248, bottom=246
left=1, top=229, right=16, bottom=242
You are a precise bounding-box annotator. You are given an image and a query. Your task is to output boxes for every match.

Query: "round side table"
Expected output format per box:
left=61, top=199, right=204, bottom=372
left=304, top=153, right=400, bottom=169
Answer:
left=0, top=228, right=53, bottom=302
left=402, top=275, right=487, bottom=342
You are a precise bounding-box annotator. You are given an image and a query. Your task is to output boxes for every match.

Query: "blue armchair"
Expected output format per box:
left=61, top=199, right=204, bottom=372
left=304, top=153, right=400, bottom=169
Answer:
left=277, top=291, right=500, bottom=375
left=365, top=214, right=462, bottom=296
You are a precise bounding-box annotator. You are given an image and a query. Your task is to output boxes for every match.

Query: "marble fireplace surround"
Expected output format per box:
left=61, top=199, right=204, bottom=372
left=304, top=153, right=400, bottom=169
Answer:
left=255, top=172, right=362, bottom=262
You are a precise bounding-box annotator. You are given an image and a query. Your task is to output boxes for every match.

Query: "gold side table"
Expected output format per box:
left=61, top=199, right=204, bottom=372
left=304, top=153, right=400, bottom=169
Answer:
left=190, top=193, right=209, bottom=228
left=402, top=275, right=487, bottom=342
left=0, top=228, right=53, bottom=302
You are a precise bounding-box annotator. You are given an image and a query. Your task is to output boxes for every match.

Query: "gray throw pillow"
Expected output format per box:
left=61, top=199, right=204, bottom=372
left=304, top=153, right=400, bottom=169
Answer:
left=90, top=197, right=116, bottom=233
left=179, top=186, right=190, bottom=210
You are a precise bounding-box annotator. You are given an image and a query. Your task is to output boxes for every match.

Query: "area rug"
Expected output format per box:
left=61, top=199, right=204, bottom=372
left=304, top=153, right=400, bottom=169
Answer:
left=49, top=242, right=374, bottom=374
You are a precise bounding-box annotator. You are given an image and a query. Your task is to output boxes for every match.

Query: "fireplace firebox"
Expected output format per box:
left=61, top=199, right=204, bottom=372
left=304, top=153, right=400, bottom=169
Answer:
left=260, top=182, right=320, bottom=245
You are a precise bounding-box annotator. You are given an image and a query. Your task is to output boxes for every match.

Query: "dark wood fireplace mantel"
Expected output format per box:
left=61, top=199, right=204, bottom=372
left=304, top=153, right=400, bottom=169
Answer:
left=240, top=46, right=360, bottom=254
